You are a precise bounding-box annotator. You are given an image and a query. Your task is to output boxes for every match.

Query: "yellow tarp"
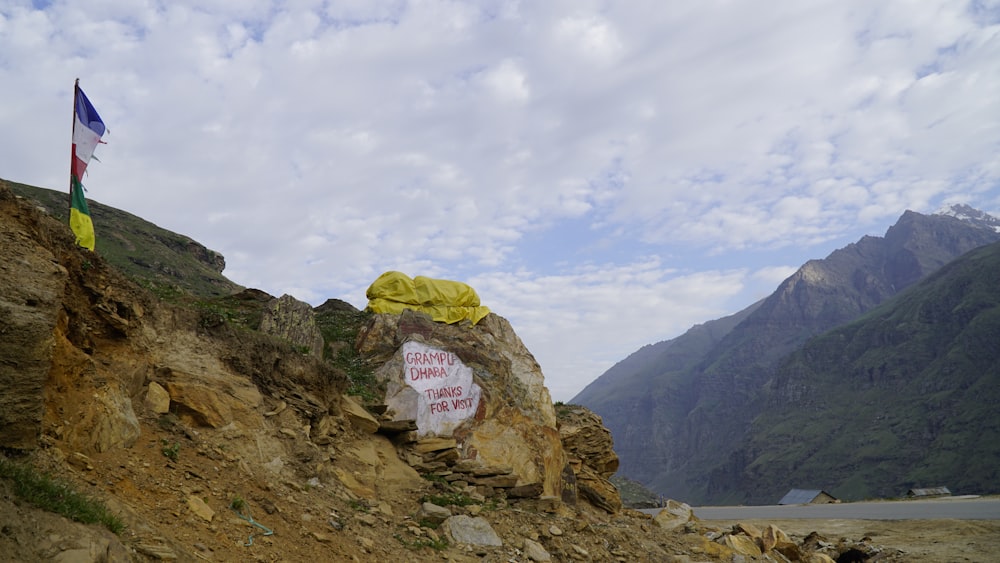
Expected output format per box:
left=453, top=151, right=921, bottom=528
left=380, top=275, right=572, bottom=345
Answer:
left=365, top=271, right=491, bottom=325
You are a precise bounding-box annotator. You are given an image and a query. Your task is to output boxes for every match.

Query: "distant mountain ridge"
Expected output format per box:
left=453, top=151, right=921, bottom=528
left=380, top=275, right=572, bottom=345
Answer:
left=736, top=239, right=1000, bottom=503
left=573, top=205, right=1000, bottom=505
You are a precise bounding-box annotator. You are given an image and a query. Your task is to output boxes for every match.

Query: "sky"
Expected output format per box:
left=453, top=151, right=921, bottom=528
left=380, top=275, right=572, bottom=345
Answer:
left=2, top=0, right=999, bottom=401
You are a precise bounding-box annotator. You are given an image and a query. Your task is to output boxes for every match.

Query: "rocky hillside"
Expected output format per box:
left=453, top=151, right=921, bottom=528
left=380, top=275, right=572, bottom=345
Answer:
left=1, top=177, right=903, bottom=562
left=6, top=181, right=240, bottom=299
left=573, top=206, right=1000, bottom=505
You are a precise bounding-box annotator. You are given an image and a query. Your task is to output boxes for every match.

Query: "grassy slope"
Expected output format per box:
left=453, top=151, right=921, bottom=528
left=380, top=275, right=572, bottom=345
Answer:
left=5, top=179, right=241, bottom=299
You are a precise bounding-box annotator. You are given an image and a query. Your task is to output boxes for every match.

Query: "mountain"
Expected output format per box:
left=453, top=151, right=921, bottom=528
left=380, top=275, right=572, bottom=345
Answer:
left=736, top=240, right=1000, bottom=503
left=572, top=205, right=1000, bottom=505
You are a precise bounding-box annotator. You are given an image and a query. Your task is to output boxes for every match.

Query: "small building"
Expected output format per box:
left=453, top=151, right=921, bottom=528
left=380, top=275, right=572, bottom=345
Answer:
left=777, top=489, right=838, bottom=505
left=906, top=487, right=951, bottom=498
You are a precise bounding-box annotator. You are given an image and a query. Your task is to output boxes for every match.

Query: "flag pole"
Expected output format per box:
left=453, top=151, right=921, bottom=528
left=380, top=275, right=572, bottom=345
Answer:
left=69, top=78, right=79, bottom=215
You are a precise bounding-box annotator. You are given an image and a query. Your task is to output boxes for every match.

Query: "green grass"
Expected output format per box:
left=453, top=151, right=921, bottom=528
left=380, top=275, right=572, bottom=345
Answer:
left=420, top=473, right=449, bottom=485
left=160, top=440, right=180, bottom=461
left=315, top=308, right=381, bottom=402
left=229, top=495, right=247, bottom=512
left=6, top=181, right=241, bottom=300
left=193, top=295, right=265, bottom=330
left=0, top=456, right=124, bottom=535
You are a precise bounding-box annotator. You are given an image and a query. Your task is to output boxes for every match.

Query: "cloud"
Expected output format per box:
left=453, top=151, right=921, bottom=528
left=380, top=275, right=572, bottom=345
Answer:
left=1, top=0, right=998, bottom=401
left=482, top=59, right=531, bottom=103
left=473, top=259, right=748, bottom=400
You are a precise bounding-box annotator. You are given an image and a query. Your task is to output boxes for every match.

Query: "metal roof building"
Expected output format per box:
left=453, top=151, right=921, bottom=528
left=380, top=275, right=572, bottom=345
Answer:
left=906, top=487, right=951, bottom=498
left=777, top=489, right=838, bottom=505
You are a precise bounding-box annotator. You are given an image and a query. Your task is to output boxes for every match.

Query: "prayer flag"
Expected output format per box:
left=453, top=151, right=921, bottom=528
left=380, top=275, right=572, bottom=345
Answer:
left=69, top=80, right=106, bottom=251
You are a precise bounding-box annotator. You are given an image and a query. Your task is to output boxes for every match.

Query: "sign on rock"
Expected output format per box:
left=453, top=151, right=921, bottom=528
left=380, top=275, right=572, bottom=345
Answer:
left=403, top=341, right=481, bottom=436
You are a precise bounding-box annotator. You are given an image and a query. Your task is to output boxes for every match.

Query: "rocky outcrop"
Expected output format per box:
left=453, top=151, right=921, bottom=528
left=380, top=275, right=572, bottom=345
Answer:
left=0, top=187, right=67, bottom=449
left=557, top=405, right=622, bottom=514
left=357, top=308, right=566, bottom=499
left=259, top=294, right=325, bottom=358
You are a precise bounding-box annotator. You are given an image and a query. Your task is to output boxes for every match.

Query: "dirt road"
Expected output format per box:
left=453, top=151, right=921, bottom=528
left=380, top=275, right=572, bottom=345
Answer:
left=687, top=496, right=1000, bottom=520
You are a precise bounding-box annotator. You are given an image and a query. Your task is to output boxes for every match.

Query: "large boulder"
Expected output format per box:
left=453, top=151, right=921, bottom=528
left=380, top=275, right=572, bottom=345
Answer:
left=357, top=309, right=565, bottom=498
left=259, top=294, right=324, bottom=359
left=441, top=515, right=502, bottom=547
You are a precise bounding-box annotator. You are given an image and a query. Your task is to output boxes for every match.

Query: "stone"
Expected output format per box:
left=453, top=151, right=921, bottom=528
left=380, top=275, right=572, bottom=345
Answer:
left=341, top=395, right=379, bottom=434
left=259, top=294, right=324, bottom=358
left=522, top=537, right=551, bottom=561
left=311, top=415, right=338, bottom=444
left=422, top=448, right=459, bottom=464
left=412, top=437, right=458, bottom=453
left=719, top=534, right=762, bottom=558
left=417, top=502, right=452, bottom=525
left=144, top=381, right=171, bottom=414
left=732, top=522, right=762, bottom=540
left=548, top=525, right=563, bottom=536
left=377, top=419, right=416, bottom=433
left=468, top=415, right=564, bottom=497
left=560, top=463, right=578, bottom=506
left=576, top=465, right=623, bottom=513
left=761, top=524, right=795, bottom=554
left=264, top=400, right=287, bottom=416
left=71, top=385, right=142, bottom=453
left=133, top=541, right=180, bottom=560
left=332, top=467, right=375, bottom=499
left=357, top=536, right=375, bottom=551
left=164, top=382, right=232, bottom=428
left=441, top=515, right=502, bottom=547
left=536, top=496, right=562, bottom=513
left=186, top=495, right=215, bottom=522
left=507, top=482, right=543, bottom=498
left=558, top=407, right=619, bottom=475
left=557, top=405, right=622, bottom=513
left=470, top=474, right=519, bottom=488
left=653, top=499, right=693, bottom=531
left=67, top=452, right=93, bottom=471
left=471, top=465, right=514, bottom=477
left=805, top=554, right=837, bottom=563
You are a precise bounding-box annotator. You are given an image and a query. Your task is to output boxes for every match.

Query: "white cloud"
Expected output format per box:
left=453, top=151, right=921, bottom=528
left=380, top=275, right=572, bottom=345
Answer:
left=474, top=260, right=748, bottom=399
left=482, top=59, right=530, bottom=103
left=1, top=0, right=998, bottom=401
left=552, top=14, right=624, bottom=66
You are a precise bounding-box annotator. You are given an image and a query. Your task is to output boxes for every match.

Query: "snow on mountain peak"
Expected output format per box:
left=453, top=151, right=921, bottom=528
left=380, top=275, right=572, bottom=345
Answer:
left=934, top=204, right=1000, bottom=233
